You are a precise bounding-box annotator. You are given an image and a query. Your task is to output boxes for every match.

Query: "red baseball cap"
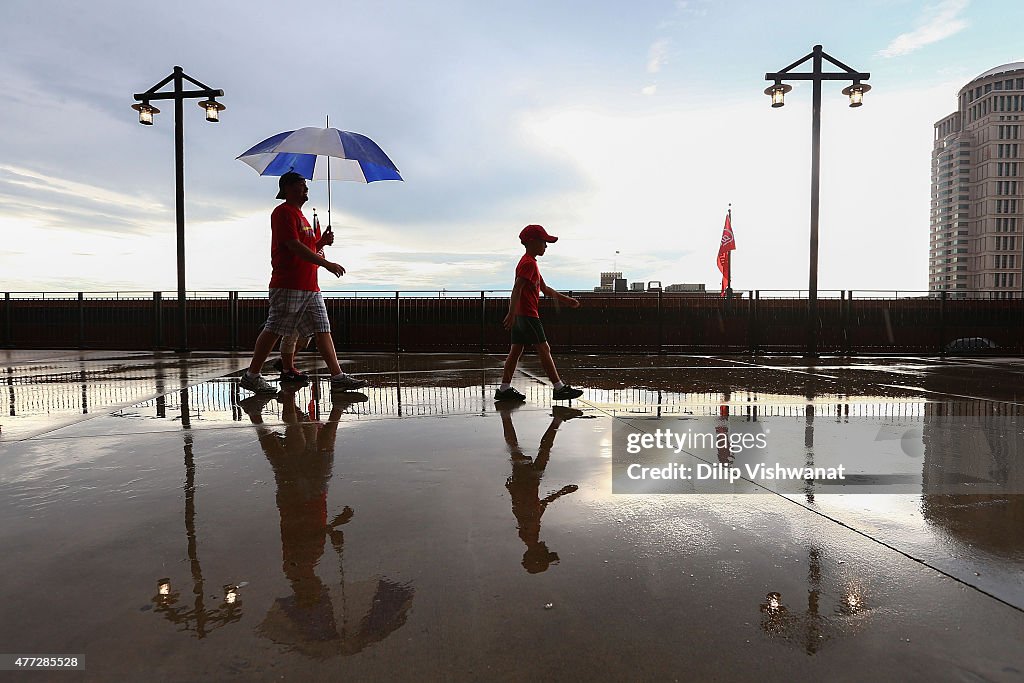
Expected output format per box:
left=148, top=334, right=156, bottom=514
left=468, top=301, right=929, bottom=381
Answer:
left=519, top=224, right=558, bottom=244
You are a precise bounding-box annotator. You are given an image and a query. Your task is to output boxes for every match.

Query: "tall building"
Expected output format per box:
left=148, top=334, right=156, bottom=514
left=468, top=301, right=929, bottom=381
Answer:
left=930, top=62, right=1024, bottom=298
left=594, top=271, right=623, bottom=292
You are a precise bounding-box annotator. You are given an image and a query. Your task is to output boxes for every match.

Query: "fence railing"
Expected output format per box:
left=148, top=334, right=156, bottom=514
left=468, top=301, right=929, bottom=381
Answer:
left=2, top=290, right=1022, bottom=355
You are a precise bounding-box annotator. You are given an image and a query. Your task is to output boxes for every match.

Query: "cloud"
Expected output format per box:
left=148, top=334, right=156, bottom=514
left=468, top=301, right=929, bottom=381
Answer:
left=0, top=165, right=157, bottom=212
left=647, top=39, right=670, bottom=74
left=641, top=85, right=658, bottom=96
left=0, top=164, right=170, bottom=234
left=878, top=0, right=970, bottom=58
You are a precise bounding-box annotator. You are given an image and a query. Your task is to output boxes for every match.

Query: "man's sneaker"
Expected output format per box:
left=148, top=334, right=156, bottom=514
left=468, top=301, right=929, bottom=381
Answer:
left=494, top=386, right=527, bottom=402
left=552, top=384, right=584, bottom=401
left=330, top=374, right=367, bottom=392
left=332, top=392, right=368, bottom=408
left=279, top=368, right=309, bottom=384
left=238, top=394, right=276, bottom=419
left=240, top=373, right=278, bottom=395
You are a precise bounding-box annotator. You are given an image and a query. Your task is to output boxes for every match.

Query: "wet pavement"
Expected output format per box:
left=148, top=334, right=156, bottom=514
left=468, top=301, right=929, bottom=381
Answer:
left=1, top=350, right=1023, bottom=681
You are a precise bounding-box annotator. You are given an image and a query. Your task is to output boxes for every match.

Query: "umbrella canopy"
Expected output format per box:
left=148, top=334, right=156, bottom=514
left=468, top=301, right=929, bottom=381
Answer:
left=237, top=127, right=402, bottom=183
left=257, top=578, right=415, bottom=658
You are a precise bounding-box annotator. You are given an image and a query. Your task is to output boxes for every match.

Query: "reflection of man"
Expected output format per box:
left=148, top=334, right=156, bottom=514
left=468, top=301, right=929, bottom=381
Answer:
left=240, top=388, right=413, bottom=657
left=498, top=404, right=582, bottom=573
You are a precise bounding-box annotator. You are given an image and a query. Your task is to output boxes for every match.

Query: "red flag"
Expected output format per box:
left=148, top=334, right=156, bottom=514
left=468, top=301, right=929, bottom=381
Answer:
left=716, top=210, right=736, bottom=296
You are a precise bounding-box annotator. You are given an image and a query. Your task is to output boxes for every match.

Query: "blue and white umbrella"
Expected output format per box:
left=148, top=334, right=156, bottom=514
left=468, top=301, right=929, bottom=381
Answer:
left=237, top=127, right=402, bottom=183
left=237, top=126, right=402, bottom=224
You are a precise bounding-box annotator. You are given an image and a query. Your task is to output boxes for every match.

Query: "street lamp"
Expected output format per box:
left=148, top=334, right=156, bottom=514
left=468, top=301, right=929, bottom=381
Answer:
left=132, top=67, right=225, bottom=352
left=765, top=45, right=870, bottom=356
left=131, top=102, right=160, bottom=125
left=198, top=98, right=225, bottom=122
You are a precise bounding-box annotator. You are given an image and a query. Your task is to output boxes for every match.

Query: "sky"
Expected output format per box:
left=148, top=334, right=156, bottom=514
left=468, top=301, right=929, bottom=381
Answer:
left=1, top=0, right=1022, bottom=295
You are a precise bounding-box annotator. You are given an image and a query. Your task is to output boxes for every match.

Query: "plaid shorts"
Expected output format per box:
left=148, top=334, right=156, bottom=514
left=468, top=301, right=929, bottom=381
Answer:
left=264, top=289, right=332, bottom=337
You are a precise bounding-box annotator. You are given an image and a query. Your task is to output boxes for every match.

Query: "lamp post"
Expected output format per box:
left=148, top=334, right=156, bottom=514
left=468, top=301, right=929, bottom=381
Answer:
left=765, top=46, right=869, bottom=356
left=132, top=67, right=224, bottom=353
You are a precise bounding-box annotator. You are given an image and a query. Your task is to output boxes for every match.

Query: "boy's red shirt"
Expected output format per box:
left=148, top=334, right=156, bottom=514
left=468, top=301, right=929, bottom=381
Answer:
left=515, top=253, right=543, bottom=318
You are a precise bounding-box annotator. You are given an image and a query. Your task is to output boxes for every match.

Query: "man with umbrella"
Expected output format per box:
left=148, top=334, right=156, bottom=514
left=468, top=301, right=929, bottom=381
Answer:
left=239, top=172, right=365, bottom=395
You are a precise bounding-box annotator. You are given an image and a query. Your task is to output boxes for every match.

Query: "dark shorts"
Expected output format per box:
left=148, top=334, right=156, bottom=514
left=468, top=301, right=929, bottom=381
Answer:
left=511, top=315, right=547, bottom=345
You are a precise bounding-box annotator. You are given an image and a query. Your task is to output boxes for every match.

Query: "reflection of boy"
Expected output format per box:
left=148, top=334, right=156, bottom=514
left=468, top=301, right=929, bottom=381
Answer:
left=496, top=225, right=585, bottom=403
left=499, top=404, right=582, bottom=573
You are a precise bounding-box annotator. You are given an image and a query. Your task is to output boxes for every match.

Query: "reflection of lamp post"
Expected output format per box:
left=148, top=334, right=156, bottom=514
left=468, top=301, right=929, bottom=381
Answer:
left=760, top=546, right=866, bottom=655
left=151, top=432, right=242, bottom=637
left=765, top=46, right=870, bottom=356
left=132, top=67, right=225, bottom=353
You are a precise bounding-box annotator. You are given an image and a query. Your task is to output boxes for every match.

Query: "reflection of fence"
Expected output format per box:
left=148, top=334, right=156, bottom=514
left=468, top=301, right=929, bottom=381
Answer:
left=10, top=373, right=1023, bottom=423
left=2, top=290, right=1022, bottom=354
left=6, top=376, right=166, bottom=417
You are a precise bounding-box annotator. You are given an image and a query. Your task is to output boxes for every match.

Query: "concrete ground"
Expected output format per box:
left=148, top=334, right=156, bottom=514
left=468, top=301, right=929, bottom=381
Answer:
left=1, top=349, right=1023, bottom=682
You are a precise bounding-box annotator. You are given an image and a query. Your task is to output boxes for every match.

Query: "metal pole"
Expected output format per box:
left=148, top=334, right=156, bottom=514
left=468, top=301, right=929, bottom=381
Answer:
left=394, top=291, right=401, bottom=352
left=841, top=290, right=850, bottom=355
left=939, top=290, right=947, bottom=356
left=3, top=293, right=10, bottom=348
left=479, top=290, right=485, bottom=354
left=726, top=252, right=732, bottom=298
left=326, top=115, right=332, bottom=230
left=566, top=290, right=575, bottom=353
left=808, top=45, right=822, bottom=357
left=754, top=290, right=761, bottom=353
left=747, top=291, right=755, bottom=354
left=78, top=292, right=85, bottom=349
left=154, top=291, right=164, bottom=350
left=657, top=288, right=664, bottom=354
left=229, top=291, right=238, bottom=351
left=846, top=290, right=854, bottom=355
left=173, top=66, right=188, bottom=353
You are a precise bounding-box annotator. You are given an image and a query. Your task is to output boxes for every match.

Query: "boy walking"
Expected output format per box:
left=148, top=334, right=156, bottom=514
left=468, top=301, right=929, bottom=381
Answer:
left=495, top=224, right=584, bottom=402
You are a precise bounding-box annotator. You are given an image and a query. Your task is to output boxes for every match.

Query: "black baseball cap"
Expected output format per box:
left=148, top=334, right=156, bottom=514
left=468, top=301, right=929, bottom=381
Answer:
left=276, top=171, right=306, bottom=200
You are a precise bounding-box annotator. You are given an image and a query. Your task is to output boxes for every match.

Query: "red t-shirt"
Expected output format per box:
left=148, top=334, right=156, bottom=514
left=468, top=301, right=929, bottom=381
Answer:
left=515, top=253, right=544, bottom=318
left=269, top=204, right=319, bottom=291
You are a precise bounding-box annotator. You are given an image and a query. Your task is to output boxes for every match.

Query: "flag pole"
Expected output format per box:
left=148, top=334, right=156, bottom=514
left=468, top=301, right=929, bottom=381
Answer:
left=726, top=204, right=733, bottom=298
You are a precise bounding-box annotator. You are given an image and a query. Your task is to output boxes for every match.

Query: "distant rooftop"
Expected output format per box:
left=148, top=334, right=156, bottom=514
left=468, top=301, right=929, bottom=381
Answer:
left=969, top=61, right=1024, bottom=83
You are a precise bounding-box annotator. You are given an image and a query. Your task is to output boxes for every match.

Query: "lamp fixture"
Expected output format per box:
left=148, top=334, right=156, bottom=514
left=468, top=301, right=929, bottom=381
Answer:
left=131, top=102, right=160, bottom=125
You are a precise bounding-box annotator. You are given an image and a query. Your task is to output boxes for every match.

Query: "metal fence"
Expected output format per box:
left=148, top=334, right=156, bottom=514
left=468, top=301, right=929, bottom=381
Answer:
left=2, top=289, right=1022, bottom=355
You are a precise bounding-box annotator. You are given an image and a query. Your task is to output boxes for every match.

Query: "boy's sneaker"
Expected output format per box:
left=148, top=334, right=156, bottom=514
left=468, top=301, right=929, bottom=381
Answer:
left=494, top=386, right=527, bottom=402
left=552, top=384, right=584, bottom=401
left=240, top=373, right=278, bottom=395
left=279, top=368, right=309, bottom=384
left=551, top=406, right=585, bottom=421
left=330, top=374, right=366, bottom=392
